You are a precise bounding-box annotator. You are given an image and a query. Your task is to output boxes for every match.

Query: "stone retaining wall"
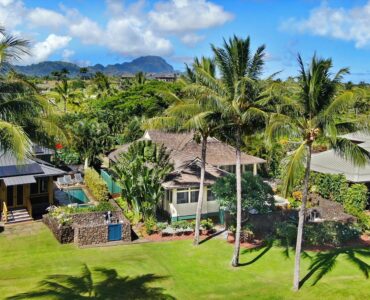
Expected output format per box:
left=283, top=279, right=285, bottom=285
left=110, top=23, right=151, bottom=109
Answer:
left=43, top=210, right=131, bottom=246
left=43, top=214, right=74, bottom=244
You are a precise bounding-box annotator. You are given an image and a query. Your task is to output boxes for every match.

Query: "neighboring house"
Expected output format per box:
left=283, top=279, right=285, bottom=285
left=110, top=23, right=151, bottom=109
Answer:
left=108, top=131, right=265, bottom=222
left=0, top=149, right=65, bottom=224
left=311, top=131, right=370, bottom=184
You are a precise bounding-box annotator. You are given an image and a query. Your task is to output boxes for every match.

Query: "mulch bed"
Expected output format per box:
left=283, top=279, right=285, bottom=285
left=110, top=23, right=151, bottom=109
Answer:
left=227, top=235, right=265, bottom=249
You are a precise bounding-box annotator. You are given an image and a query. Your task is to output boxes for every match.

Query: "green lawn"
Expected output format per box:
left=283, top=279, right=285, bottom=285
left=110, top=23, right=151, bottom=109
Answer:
left=0, top=222, right=369, bottom=300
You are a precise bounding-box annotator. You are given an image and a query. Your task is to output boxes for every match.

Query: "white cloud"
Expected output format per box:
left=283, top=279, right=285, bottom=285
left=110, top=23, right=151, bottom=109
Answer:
left=62, top=49, right=75, bottom=61
left=27, top=7, right=67, bottom=29
left=0, top=0, right=232, bottom=61
left=0, top=0, right=25, bottom=30
left=22, top=34, right=71, bottom=64
left=149, top=0, right=233, bottom=34
left=181, top=33, right=205, bottom=46
left=281, top=1, right=370, bottom=48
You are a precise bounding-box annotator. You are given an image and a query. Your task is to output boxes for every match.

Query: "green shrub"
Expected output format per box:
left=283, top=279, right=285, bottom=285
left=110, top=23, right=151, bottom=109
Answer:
left=344, top=184, right=368, bottom=211
left=115, top=197, right=142, bottom=225
left=172, top=220, right=189, bottom=230
left=310, top=172, right=348, bottom=203
left=275, top=221, right=361, bottom=247
left=144, top=216, right=157, bottom=235
left=156, top=222, right=168, bottom=231
left=84, top=168, right=109, bottom=202
left=90, top=202, right=116, bottom=212
left=200, top=218, right=214, bottom=230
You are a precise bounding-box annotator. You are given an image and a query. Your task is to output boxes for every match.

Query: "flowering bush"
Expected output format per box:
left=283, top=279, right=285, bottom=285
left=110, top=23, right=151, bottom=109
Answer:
left=292, top=191, right=303, bottom=201
left=47, top=206, right=72, bottom=226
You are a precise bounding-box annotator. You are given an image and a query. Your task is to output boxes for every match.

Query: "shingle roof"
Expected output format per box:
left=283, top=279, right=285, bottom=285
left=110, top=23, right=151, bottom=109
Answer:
left=108, top=130, right=266, bottom=167
left=162, top=158, right=229, bottom=189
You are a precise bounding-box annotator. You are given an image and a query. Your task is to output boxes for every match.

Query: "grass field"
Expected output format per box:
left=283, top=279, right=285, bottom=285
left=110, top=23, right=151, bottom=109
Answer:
left=0, top=222, right=369, bottom=299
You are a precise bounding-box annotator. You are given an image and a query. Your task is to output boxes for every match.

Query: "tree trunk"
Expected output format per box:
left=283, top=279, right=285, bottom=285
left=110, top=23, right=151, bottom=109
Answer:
left=194, top=135, right=207, bottom=246
left=231, top=130, right=242, bottom=267
left=293, top=143, right=312, bottom=291
left=84, top=157, right=89, bottom=169
left=64, top=97, right=67, bottom=113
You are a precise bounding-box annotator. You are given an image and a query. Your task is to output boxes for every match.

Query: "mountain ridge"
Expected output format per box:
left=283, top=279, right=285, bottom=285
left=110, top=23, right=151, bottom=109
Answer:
left=13, top=56, right=175, bottom=77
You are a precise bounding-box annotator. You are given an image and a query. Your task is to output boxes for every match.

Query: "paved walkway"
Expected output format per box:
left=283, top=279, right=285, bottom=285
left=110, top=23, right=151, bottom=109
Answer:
left=0, top=220, right=43, bottom=237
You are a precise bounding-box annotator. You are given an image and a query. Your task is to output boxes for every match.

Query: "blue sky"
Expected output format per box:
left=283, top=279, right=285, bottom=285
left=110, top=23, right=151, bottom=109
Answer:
left=2, top=0, right=370, bottom=81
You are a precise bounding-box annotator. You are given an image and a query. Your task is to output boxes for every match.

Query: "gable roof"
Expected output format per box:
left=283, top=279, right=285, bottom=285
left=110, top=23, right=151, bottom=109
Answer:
left=162, top=158, right=229, bottom=189
left=108, top=130, right=266, bottom=167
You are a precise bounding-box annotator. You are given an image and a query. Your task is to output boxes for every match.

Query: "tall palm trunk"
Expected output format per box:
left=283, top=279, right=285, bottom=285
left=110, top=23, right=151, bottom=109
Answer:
left=194, top=135, right=207, bottom=245
left=293, top=143, right=312, bottom=290
left=231, top=130, right=242, bottom=267
left=64, top=97, right=67, bottom=113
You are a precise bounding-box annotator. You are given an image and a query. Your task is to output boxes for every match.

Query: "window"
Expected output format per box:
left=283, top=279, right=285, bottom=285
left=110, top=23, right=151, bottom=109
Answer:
left=30, top=178, right=49, bottom=195
left=176, top=189, right=188, bottom=204
left=207, top=189, right=216, bottom=201
left=39, top=178, right=48, bottom=193
left=190, top=190, right=199, bottom=203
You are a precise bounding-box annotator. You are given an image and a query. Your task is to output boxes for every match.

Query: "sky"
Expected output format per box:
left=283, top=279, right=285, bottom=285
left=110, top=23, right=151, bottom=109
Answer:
left=2, top=0, right=370, bottom=82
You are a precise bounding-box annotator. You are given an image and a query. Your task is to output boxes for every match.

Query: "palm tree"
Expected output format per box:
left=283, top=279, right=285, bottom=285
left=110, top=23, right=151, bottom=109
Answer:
left=145, top=57, right=221, bottom=245
left=79, top=67, right=89, bottom=80
left=266, top=54, right=370, bottom=291
left=0, top=27, right=64, bottom=160
left=91, top=72, right=116, bottom=98
left=52, top=78, right=82, bottom=112
left=0, top=26, right=29, bottom=65
left=193, top=36, right=268, bottom=266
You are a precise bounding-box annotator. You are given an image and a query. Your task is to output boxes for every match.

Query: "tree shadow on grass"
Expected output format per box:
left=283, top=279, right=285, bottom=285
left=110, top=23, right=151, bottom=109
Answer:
left=299, top=246, right=370, bottom=288
left=238, top=239, right=274, bottom=266
left=199, top=229, right=226, bottom=245
left=7, top=264, right=175, bottom=300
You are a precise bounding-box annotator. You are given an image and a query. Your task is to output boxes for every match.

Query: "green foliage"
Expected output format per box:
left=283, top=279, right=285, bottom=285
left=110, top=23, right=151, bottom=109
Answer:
left=344, top=184, right=368, bottom=211
left=55, top=147, right=80, bottom=165
left=144, top=216, right=157, bottom=235
left=156, top=222, right=168, bottom=231
left=110, top=140, right=173, bottom=220
left=84, top=168, right=109, bottom=202
left=310, top=172, right=348, bottom=203
left=171, top=220, right=190, bottom=230
left=275, top=221, right=361, bottom=247
left=213, top=172, right=275, bottom=215
left=200, top=218, right=214, bottom=230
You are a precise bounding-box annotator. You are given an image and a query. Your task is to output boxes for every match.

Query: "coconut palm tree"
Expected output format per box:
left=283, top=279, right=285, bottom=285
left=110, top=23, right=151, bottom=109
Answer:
left=145, top=57, right=221, bottom=245
left=0, top=27, right=65, bottom=160
left=51, top=78, right=82, bottom=112
left=193, top=36, right=268, bottom=266
left=266, top=54, right=370, bottom=291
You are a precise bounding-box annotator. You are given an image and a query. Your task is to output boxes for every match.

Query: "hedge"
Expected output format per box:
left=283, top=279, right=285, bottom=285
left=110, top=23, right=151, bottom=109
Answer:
left=84, top=168, right=109, bottom=202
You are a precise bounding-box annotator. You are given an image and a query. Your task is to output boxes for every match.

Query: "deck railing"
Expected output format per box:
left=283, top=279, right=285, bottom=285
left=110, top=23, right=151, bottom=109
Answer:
left=2, top=201, right=8, bottom=223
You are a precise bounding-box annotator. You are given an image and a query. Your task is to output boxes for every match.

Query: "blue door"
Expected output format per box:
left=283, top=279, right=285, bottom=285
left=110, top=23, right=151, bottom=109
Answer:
left=108, top=224, right=122, bottom=241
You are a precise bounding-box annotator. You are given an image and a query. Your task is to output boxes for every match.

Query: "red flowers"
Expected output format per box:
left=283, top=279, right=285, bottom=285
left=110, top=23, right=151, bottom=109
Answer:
left=55, top=143, right=63, bottom=150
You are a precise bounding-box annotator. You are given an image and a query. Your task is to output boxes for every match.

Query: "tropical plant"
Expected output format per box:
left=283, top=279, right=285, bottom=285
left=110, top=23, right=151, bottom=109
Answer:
left=213, top=172, right=275, bottom=217
left=266, top=54, right=370, bottom=290
left=50, top=78, right=83, bottom=112
left=84, top=168, right=109, bottom=202
left=0, top=27, right=64, bottom=160
left=110, top=140, right=172, bottom=220
left=91, top=72, right=116, bottom=98
left=191, top=36, right=269, bottom=266
left=145, top=56, right=221, bottom=246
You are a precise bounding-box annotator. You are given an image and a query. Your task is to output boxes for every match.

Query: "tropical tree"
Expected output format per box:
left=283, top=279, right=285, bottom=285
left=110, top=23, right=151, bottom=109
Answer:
left=91, top=72, right=116, bottom=98
left=145, top=57, right=221, bottom=245
left=0, top=27, right=64, bottom=160
left=79, top=67, right=89, bottom=80
left=50, top=78, right=83, bottom=112
left=266, top=54, right=370, bottom=291
left=110, top=140, right=172, bottom=220
left=192, top=36, right=269, bottom=266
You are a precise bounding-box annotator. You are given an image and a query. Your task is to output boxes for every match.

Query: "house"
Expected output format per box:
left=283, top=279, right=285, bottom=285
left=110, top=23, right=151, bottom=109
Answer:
left=311, top=131, right=370, bottom=184
left=108, top=131, right=265, bottom=222
left=0, top=149, right=65, bottom=224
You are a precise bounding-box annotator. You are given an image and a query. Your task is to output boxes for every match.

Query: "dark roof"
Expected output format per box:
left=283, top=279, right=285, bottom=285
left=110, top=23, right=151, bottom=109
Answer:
left=162, top=158, right=229, bottom=189
left=0, top=151, right=65, bottom=186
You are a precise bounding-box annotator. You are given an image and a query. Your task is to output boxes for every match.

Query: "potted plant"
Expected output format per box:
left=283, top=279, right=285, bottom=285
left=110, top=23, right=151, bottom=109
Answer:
left=200, top=218, right=214, bottom=235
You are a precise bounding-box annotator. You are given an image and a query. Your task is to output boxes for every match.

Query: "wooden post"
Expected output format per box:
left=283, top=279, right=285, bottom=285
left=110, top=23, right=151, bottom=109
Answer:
left=48, top=177, right=54, bottom=205
left=253, top=163, right=257, bottom=176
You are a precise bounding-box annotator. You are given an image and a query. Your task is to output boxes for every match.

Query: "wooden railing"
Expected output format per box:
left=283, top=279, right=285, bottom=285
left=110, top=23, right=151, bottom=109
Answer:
left=2, top=201, right=8, bottom=223
left=25, top=198, right=32, bottom=217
